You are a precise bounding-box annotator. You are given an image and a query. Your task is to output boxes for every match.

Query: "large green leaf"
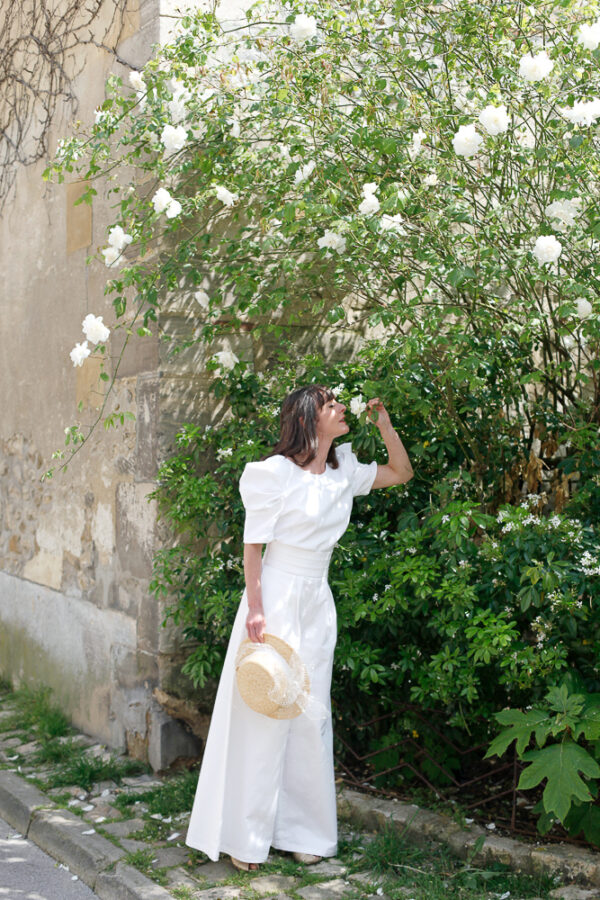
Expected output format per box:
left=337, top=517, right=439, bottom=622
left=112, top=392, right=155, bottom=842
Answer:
left=485, top=708, right=550, bottom=759
left=519, top=740, right=600, bottom=822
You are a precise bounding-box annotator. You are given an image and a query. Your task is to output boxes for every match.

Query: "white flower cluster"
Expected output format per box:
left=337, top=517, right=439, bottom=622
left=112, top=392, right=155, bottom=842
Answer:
left=161, top=123, right=187, bottom=153
left=295, top=159, right=316, bottom=185
left=317, top=229, right=346, bottom=254
left=350, top=394, right=367, bottom=416
left=168, top=79, right=191, bottom=124
left=101, top=225, right=133, bottom=268
left=560, top=98, right=600, bottom=127
left=533, top=234, right=562, bottom=265
left=358, top=182, right=380, bottom=216
left=290, top=14, right=318, bottom=42
left=577, top=19, right=600, bottom=51
left=215, top=185, right=238, bottom=207
left=545, top=197, right=582, bottom=232
left=407, top=129, right=426, bottom=161
left=580, top=550, right=600, bottom=576
left=69, top=315, right=110, bottom=367
left=152, top=187, right=182, bottom=219
left=519, top=49, right=554, bottom=82
left=213, top=349, right=239, bottom=371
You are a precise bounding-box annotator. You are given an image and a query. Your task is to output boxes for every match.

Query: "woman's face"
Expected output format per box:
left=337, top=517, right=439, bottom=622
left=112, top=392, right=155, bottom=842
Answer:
left=315, top=394, right=348, bottom=441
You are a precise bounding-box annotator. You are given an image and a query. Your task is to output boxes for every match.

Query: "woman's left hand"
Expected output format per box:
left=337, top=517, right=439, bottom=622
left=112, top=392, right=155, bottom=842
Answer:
left=366, top=397, right=392, bottom=430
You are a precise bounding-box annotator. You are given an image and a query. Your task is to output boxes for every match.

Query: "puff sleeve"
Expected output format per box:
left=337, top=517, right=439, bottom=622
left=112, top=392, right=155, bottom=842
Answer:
left=239, top=456, right=286, bottom=544
left=337, top=443, right=378, bottom=497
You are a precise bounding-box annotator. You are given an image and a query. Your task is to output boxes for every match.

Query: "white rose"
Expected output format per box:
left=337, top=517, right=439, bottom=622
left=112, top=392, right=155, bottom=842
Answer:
left=358, top=193, right=380, bottom=215
left=317, top=230, right=346, bottom=254
left=94, top=108, right=108, bottom=125
left=129, top=70, right=145, bottom=92
left=545, top=198, right=581, bottom=231
left=478, top=104, right=509, bottom=136
left=407, top=129, right=426, bottom=161
left=101, top=246, right=121, bottom=268
left=168, top=98, right=188, bottom=124
left=152, top=187, right=173, bottom=214
left=362, top=182, right=378, bottom=197
left=165, top=198, right=182, bottom=218
left=213, top=349, right=239, bottom=371
left=559, top=99, right=600, bottom=127
left=577, top=20, right=600, bottom=51
left=229, top=116, right=241, bottom=139
left=70, top=341, right=91, bottom=367
left=107, top=225, right=133, bottom=251
left=215, top=185, right=238, bottom=207
left=350, top=395, right=367, bottom=417
left=519, top=50, right=554, bottom=83
left=195, top=290, right=210, bottom=309
left=380, top=213, right=405, bottom=233
left=290, top=14, right=317, bottom=42
left=576, top=297, right=593, bottom=318
left=423, top=173, right=438, bottom=186
left=82, top=314, right=110, bottom=345
left=294, top=160, right=316, bottom=184
left=452, top=123, right=483, bottom=158
left=160, top=124, right=187, bottom=152
left=533, top=235, right=562, bottom=265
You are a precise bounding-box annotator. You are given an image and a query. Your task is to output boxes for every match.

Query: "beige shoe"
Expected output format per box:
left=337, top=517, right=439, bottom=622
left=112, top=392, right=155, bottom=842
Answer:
left=230, top=856, right=260, bottom=871
left=292, top=852, right=322, bottom=864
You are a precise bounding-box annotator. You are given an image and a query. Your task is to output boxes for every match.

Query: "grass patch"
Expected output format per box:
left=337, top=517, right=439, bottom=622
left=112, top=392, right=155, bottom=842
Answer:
left=357, top=823, right=554, bottom=899
left=113, top=767, right=199, bottom=817
left=0, top=676, right=12, bottom=692
left=0, top=684, right=71, bottom=739
left=42, top=753, right=148, bottom=792
left=124, top=848, right=169, bottom=886
left=33, top=737, right=86, bottom=765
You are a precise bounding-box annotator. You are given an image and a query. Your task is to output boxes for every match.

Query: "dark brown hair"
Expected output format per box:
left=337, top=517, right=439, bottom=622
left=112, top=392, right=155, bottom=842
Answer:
left=267, top=385, right=339, bottom=469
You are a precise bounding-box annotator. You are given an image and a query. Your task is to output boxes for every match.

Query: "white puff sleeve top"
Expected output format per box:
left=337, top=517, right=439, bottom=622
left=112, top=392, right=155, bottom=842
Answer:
left=239, top=442, right=377, bottom=551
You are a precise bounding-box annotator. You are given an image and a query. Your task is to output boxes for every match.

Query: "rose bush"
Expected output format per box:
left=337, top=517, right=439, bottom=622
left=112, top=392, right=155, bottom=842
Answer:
left=45, top=0, right=600, bottom=839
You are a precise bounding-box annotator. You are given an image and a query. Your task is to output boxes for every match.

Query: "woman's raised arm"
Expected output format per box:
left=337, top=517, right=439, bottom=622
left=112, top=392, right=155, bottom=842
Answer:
left=367, top=398, right=414, bottom=489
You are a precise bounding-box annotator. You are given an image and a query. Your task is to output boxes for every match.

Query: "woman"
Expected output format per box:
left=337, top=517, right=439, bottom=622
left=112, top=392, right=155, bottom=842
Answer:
left=186, top=385, right=413, bottom=870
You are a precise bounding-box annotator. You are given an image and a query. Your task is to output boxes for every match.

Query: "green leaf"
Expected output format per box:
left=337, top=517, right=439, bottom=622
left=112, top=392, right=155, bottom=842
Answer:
left=485, top=708, right=550, bottom=759
left=519, top=740, right=600, bottom=822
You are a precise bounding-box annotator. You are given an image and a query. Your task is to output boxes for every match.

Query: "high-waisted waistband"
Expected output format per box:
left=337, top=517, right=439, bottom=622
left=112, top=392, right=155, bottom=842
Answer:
left=263, top=540, right=332, bottom=578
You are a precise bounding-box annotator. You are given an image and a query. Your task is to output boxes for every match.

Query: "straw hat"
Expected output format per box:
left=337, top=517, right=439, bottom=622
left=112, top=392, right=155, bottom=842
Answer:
left=235, top=633, right=310, bottom=720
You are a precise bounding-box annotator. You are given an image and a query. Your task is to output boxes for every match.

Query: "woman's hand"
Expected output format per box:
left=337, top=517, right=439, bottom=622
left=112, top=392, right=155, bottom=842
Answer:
left=366, top=397, right=392, bottom=431
left=246, top=608, right=266, bottom=643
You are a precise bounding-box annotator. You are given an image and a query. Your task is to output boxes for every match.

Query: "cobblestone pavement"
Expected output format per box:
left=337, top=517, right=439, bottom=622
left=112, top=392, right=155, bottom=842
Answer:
left=0, top=689, right=594, bottom=900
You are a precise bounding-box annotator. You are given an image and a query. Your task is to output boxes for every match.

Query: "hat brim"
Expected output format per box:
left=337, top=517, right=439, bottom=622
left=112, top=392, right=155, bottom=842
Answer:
left=236, top=633, right=310, bottom=720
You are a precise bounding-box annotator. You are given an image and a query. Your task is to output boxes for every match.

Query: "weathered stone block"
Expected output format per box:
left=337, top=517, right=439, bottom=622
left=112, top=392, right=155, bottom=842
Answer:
left=135, top=374, right=160, bottom=480
left=95, top=861, right=174, bottom=900
left=29, top=807, right=124, bottom=886
left=112, top=329, right=159, bottom=379
left=66, top=181, right=92, bottom=253
left=147, top=702, right=202, bottom=771
left=115, top=482, right=156, bottom=579
left=0, top=770, right=52, bottom=835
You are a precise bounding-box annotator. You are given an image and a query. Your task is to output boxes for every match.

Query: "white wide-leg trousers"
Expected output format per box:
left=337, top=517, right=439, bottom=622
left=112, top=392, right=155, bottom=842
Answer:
left=185, top=541, right=338, bottom=863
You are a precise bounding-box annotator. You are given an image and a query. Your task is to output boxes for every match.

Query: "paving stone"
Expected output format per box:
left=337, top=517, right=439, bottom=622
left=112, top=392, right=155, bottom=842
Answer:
left=149, top=846, right=190, bottom=867
left=195, top=859, right=238, bottom=882
left=15, top=740, right=40, bottom=755
left=94, top=860, right=174, bottom=899
left=349, top=871, right=384, bottom=887
left=195, top=889, right=245, bottom=899
left=0, top=736, right=22, bottom=748
left=248, top=874, right=300, bottom=893
left=165, top=867, right=203, bottom=888
left=119, top=837, right=152, bottom=854
left=101, top=817, right=146, bottom=838
left=549, top=888, right=600, bottom=900
left=121, top=775, right=164, bottom=787
left=309, top=860, right=348, bottom=876
left=297, top=880, right=354, bottom=899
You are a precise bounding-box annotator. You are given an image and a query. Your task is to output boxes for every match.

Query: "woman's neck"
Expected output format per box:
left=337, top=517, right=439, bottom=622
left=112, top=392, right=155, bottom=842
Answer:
left=301, top=436, right=332, bottom=474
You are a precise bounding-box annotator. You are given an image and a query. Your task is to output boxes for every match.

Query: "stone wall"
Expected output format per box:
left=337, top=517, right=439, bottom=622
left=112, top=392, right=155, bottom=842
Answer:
left=0, top=0, right=207, bottom=770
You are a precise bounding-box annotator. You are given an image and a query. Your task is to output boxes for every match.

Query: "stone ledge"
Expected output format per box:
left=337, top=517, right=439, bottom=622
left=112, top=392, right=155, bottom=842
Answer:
left=29, top=807, right=125, bottom=888
left=95, top=861, right=175, bottom=900
left=0, top=769, right=53, bottom=835
left=337, top=787, right=600, bottom=888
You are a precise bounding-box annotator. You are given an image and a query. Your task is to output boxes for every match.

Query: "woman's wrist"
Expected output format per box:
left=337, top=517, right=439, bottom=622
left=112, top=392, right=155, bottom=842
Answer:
left=247, top=596, right=264, bottom=613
